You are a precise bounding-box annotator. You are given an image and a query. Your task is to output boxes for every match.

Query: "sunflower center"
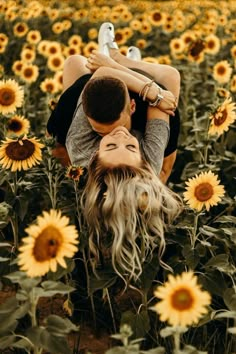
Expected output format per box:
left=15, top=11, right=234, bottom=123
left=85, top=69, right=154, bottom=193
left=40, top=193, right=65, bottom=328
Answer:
left=194, top=182, right=213, bottom=201
left=6, top=140, right=35, bottom=160
left=189, top=39, right=205, bottom=56
left=207, top=40, right=215, bottom=49
left=171, top=288, right=194, bottom=311
left=7, top=119, right=22, bottom=132
left=217, top=65, right=226, bottom=75
left=24, top=68, right=33, bottom=78
left=153, top=12, right=162, bottom=21
left=33, top=225, right=62, bottom=262
left=52, top=58, right=61, bottom=67
left=0, top=88, right=15, bottom=106
left=214, top=109, right=227, bottom=126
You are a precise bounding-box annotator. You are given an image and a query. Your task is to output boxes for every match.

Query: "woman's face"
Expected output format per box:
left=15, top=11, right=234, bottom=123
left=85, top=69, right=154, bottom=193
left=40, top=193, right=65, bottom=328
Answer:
left=98, top=126, right=141, bottom=167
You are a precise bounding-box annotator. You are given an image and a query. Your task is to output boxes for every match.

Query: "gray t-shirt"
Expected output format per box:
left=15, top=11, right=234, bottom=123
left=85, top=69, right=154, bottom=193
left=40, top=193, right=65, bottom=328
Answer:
left=66, top=95, right=170, bottom=174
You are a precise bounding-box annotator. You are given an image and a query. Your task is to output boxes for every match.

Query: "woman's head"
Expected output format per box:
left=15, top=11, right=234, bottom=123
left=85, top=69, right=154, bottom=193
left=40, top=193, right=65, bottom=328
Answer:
left=98, top=126, right=141, bottom=167
left=82, top=153, right=182, bottom=286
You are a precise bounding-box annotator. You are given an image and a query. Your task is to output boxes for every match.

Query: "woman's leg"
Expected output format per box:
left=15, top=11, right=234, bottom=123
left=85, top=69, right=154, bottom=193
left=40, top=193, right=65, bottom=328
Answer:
left=63, top=54, right=91, bottom=91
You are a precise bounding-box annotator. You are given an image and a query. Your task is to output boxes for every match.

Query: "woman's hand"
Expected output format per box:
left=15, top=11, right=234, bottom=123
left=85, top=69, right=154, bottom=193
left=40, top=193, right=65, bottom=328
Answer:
left=86, top=50, right=118, bottom=71
left=148, top=83, right=177, bottom=116
left=158, top=88, right=177, bottom=116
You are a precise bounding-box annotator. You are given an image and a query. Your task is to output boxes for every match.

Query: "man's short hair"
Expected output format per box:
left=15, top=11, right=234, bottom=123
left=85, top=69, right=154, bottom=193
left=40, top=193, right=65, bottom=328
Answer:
left=82, top=76, right=127, bottom=123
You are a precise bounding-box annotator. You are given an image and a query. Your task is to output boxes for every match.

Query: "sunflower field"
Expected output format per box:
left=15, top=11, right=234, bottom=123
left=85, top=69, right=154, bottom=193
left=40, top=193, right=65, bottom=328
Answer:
left=0, top=0, right=236, bottom=353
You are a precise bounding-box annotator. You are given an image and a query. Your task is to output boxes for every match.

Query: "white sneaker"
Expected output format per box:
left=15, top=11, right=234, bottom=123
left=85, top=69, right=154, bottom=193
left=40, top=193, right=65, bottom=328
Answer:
left=98, top=22, right=118, bottom=56
left=127, top=46, right=142, bottom=61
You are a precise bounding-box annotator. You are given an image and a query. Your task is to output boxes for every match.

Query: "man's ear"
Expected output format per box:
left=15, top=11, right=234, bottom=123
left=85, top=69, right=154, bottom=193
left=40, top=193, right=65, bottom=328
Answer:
left=130, top=98, right=136, bottom=115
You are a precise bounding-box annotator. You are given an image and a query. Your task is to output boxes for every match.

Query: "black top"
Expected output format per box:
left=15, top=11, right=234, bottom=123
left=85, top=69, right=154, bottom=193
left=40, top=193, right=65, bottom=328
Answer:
left=47, top=73, right=180, bottom=157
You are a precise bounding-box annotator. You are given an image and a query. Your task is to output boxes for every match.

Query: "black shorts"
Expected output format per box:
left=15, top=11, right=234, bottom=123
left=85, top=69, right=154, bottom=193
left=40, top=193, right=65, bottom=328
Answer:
left=47, top=73, right=92, bottom=146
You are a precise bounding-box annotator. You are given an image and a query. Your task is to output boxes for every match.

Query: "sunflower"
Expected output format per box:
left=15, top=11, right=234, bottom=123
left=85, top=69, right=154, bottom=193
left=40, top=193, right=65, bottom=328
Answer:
left=6, top=114, right=30, bottom=137
left=0, top=136, right=44, bottom=171
left=11, top=60, right=24, bottom=76
left=13, top=21, right=29, bottom=37
left=0, top=79, right=24, bottom=114
left=18, top=209, right=79, bottom=277
left=37, top=39, right=49, bottom=57
left=20, top=48, right=36, bottom=63
left=208, top=97, right=236, bottom=136
left=180, top=31, right=197, bottom=48
left=68, top=34, right=83, bottom=47
left=149, top=9, right=165, bottom=26
left=88, top=28, right=98, bottom=40
left=157, top=55, right=172, bottom=65
left=139, top=21, right=152, bottom=35
left=20, top=63, right=39, bottom=84
left=82, top=41, right=99, bottom=57
left=230, top=44, right=236, bottom=59
left=213, top=60, right=232, bottom=84
left=40, top=78, right=59, bottom=94
left=0, top=42, right=6, bottom=54
left=26, top=29, right=41, bottom=44
left=153, top=271, right=211, bottom=327
left=66, top=165, right=84, bottom=181
left=204, top=34, right=221, bottom=55
left=47, top=54, right=65, bottom=72
left=170, top=38, right=185, bottom=54
left=44, top=41, right=62, bottom=57
left=0, top=32, right=8, bottom=46
left=183, top=171, right=225, bottom=212
left=230, top=75, right=236, bottom=92
left=52, top=22, right=64, bottom=34
left=130, top=19, right=142, bottom=31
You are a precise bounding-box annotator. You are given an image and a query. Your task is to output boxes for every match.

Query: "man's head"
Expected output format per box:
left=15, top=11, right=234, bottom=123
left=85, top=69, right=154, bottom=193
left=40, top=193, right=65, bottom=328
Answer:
left=82, top=76, right=135, bottom=136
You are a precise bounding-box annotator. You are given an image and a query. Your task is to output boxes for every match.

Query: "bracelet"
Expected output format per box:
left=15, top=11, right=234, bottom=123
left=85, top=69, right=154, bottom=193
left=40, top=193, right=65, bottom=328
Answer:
left=139, top=80, right=154, bottom=100
left=148, top=84, right=164, bottom=107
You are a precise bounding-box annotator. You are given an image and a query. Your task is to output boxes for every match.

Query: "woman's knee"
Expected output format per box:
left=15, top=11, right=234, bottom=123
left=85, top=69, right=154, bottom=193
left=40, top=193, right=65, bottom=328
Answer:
left=63, top=54, right=90, bottom=90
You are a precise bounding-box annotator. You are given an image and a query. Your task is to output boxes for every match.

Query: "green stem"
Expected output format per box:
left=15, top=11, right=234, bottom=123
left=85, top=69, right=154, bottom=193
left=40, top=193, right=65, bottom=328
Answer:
left=174, top=331, right=180, bottom=352
left=105, top=287, right=117, bottom=333
left=191, top=213, right=199, bottom=249
left=82, top=250, right=96, bottom=328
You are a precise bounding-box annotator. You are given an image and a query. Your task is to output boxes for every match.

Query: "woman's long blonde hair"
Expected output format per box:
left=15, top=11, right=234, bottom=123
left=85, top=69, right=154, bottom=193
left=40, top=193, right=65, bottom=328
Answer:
left=82, top=153, right=182, bottom=286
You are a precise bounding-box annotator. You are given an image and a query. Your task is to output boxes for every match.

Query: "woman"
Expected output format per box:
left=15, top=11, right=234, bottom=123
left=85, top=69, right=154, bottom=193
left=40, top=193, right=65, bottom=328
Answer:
left=82, top=125, right=182, bottom=285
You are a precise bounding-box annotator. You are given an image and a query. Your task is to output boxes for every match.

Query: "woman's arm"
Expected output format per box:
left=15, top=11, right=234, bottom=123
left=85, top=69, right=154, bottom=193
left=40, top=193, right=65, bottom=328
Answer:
left=90, top=65, right=175, bottom=119
left=87, top=52, right=176, bottom=117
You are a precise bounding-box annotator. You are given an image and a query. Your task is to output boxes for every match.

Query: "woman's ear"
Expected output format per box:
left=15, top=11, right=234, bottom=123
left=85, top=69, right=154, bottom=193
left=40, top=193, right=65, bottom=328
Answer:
left=130, top=98, right=136, bottom=115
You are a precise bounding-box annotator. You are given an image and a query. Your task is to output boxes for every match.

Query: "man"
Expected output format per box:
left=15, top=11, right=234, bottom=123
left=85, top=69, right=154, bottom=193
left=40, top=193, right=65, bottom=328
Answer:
left=47, top=51, right=180, bottom=182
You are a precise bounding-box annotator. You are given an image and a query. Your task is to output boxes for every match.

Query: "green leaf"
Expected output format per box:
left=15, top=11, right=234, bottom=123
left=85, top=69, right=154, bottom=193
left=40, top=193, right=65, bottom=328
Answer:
left=0, top=256, right=10, bottom=261
left=105, top=347, right=129, bottom=354
left=223, top=288, right=236, bottom=311
left=121, top=310, right=150, bottom=339
left=214, top=216, right=236, bottom=224
left=138, top=253, right=160, bottom=289
left=45, top=315, right=79, bottom=335
left=41, top=280, right=75, bottom=296
left=40, top=329, right=72, bottom=354
left=204, top=254, right=230, bottom=272
left=5, top=271, right=41, bottom=285
left=142, top=348, right=165, bottom=354
left=12, top=338, right=33, bottom=351
left=0, top=296, right=18, bottom=314
left=27, top=327, right=44, bottom=347
left=88, top=271, right=117, bottom=295
left=227, top=327, right=236, bottom=334
left=0, top=335, right=16, bottom=349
